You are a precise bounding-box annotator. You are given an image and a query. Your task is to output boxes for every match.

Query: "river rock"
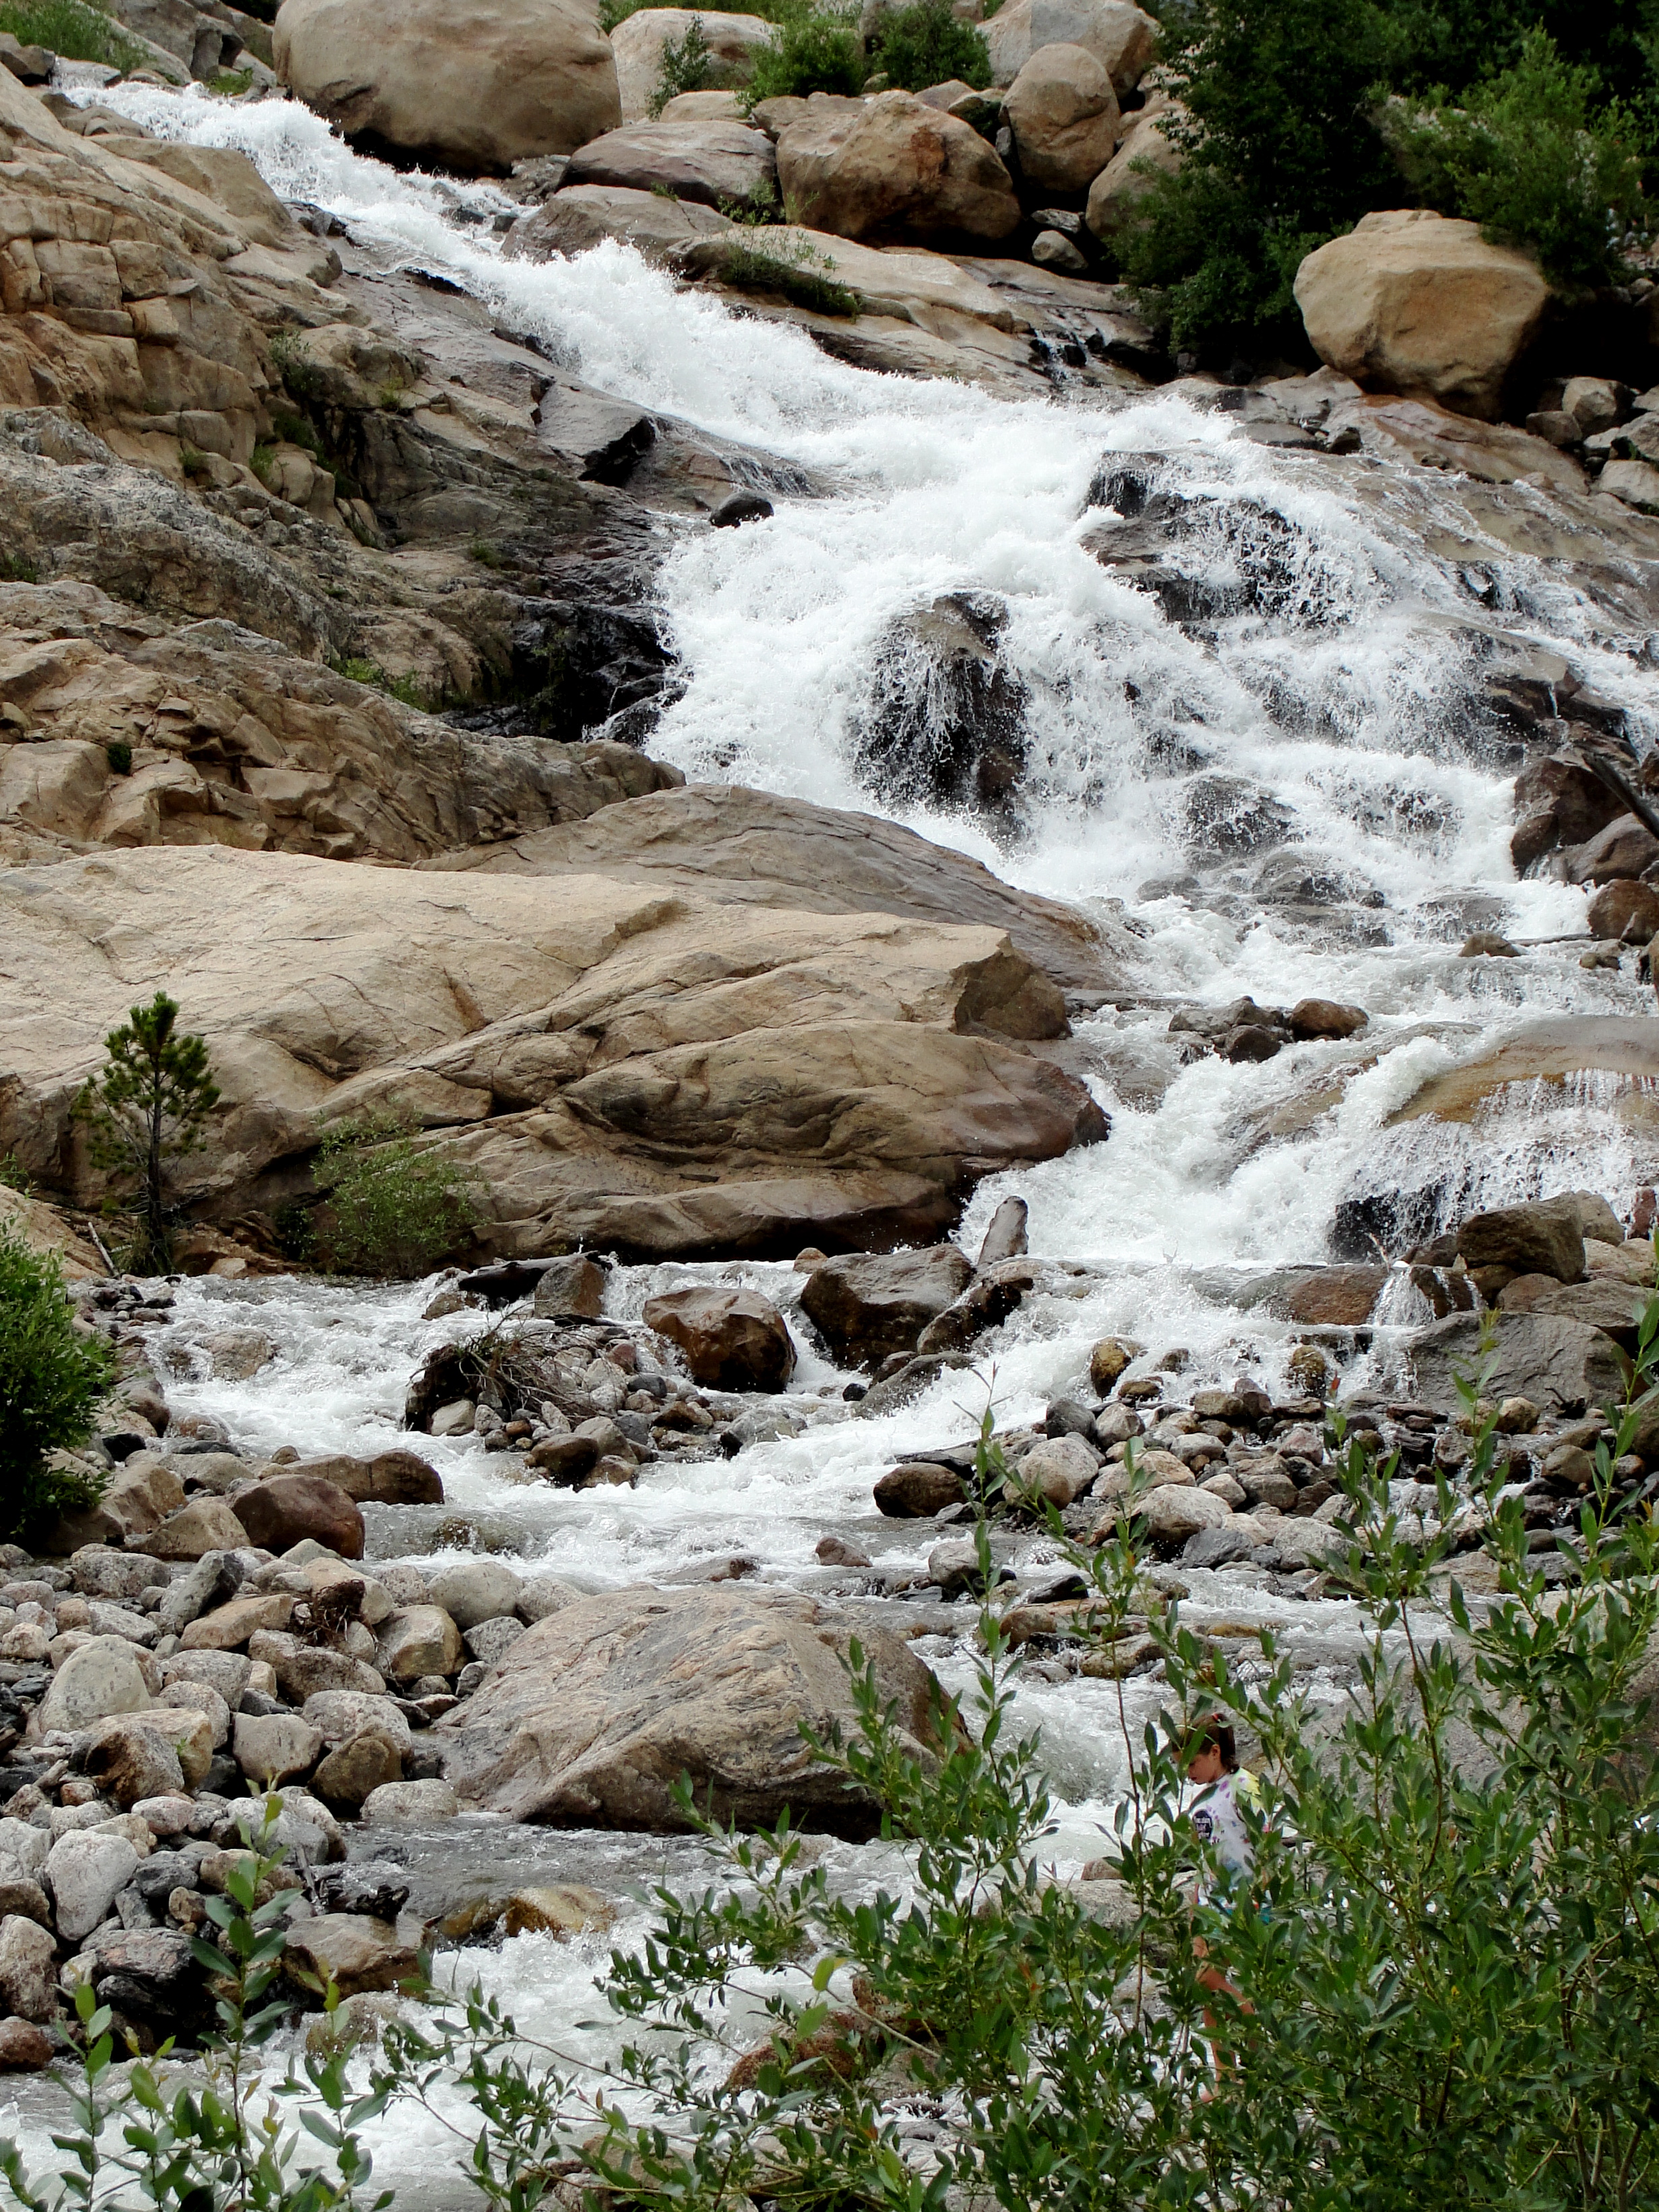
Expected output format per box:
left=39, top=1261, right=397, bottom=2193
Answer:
left=155, top=1678, right=231, bottom=1748
left=1406, top=1313, right=1624, bottom=1417
left=161, top=1650, right=253, bottom=1706
left=873, top=1461, right=968, bottom=1515
left=0, top=2019, right=52, bottom=2071
left=985, top=0, right=1156, bottom=89
left=526, top=1434, right=601, bottom=1484
left=148, top=1498, right=251, bottom=1561
left=609, top=7, right=776, bottom=120
left=181, top=1593, right=294, bottom=1650
left=36, top=1637, right=152, bottom=1734
left=774, top=92, right=1022, bottom=245
left=424, top=1559, right=522, bottom=1631
left=46, top=1831, right=139, bottom=1942
left=361, top=1778, right=460, bottom=1824
left=504, top=181, right=732, bottom=268
left=233, top=1712, right=323, bottom=1785
left=274, top=0, right=621, bottom=173
left=0, top=1918, right=55, bottom=2023
left=80, top=1716, right=185, bottom=1807
left=239, top=1789, right=345, bottom=1864
left=1293, top=210, right=1551, bottom=421
left=566, top=117, right=777, bottom=211
left=1588, top=879, right=1659, bottom=941
left=976, top=1197, right=1029, bottom=1265
left=1457, top=1197, right=1586, bottom=1286
left=801, top=1246, right=974, bottom=1366
left=643, top=1287, right=796, bottom=1392
left=1004, top=44, right=1119, bottom=193
left=915, top=1257, right=1039, bottom=1355
left=303, top=1690, right=412, bottom=1755
left=285, top=1911, right=418, bottom=1997
left=313, top=1734, right=404, bottom=1808
left=530, top=1256, right=608, bottom=1320
left=377, top=1606, right=464, bottom=1683
left=1084, top=88, right=1183, bottom=242
left=437, top=1585, right=941, bottom=1833
left=1016, top=1434, right=1100, bottom=1507
left=1132, top=1482, right=1233, bottom=1552
left=230, top=1474, right=365, bottom=1560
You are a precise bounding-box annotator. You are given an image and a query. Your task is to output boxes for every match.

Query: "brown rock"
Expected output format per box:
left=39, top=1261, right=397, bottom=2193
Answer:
left=503, top=182, right=732, bottom=270
left=230, top=1474, right=365, bottom=1560
left=312, top=1733, right=404, bottom=1809
left=774, top=92, right=1021, bottom=244
left=437, top=1585, right=942, bottom=1835
left=1323, top=393, right=1584, bottom=492
left=80, top=1717, right=185, bottom=1808
left=1288, top=999, right=1368, bottom=1040
left=376, top=1605, right=463, bottom=1683
left=801, top=1245, right=974, bottom=1366
left=0, top=1918, right=56, bottom=2023
left=1084, top=89, right=1182, bottom=242
left=1088, top=1336, right=1139, bottom=1391
left=274, top=0, right=621, bottom=173
left=873, top=1460, right=968, bottom=1517
left=644, top=1287, right=796, bottom=1393
left=181, top=1594, right=294, bottom=1651
left=1458, top=1197, right=1586, bottom=1286
left=0, top=2017, right=52, bottom=2071
left=1565, top=814, right=1659, bottom=885
left=284, top=1912, right=418, bottom=1998
left=526, top=1434, right=601, bottom=1484
left=500, top=1883, right=615, bottom=1936
left=147, top=1497, right=251, bottom=1561
left=1588, top=879, right=1659, bottom=942
left=1294, top=210, right=1549, bottom=420
left=1003, top=44, right=1118, bottom=194
left=531, top=1256, right=608, bottom=1320
left=1273, top=1265, right=1389, bottom=1326
left=566, top=119, right=776, bottom=212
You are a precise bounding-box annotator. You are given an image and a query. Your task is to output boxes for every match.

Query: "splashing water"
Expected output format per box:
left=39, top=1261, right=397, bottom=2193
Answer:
left=26, top=82, right=1659, bottom=2174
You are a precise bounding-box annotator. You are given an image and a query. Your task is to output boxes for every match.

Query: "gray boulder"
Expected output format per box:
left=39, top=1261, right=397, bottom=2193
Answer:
left=437, top=1585, right=941, bottom=1835
left=1404, top=1313, right=1625, bottom=1418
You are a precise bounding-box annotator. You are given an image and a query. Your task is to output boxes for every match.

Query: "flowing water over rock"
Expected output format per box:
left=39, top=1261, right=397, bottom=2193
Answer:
left=27, top=77, right=1659, bottom=2188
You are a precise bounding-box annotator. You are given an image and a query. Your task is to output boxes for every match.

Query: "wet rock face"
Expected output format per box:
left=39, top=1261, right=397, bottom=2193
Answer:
left=642, top=1288, right=797, bottom=1394
left=801, top=1246, right=974, bottom=1368
left=852, top=595, right=1028, bottom=821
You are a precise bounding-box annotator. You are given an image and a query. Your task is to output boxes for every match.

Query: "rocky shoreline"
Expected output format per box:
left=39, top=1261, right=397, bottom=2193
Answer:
left=0, top=1172, right=1650, bottom=2071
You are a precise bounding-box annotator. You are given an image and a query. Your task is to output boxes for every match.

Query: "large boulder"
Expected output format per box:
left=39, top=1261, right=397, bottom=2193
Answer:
left=565, top=118, right=778, bottom=210
left=1, top=843, right=1104, bottom=1266
left=230, top=1474, right=365, bottom=1560
left=35, top=1637, right=152, bottom=1735
left=608, top=7, right=776, bottom=121
left=273, top=0, right=621, bottom=173
left=643, top=1288, right=797, bottom=1392
left=1085, top=89, right=1183, bottom=243
left=984, top=0, right=1156, bottom=89
left=1004, top=44, right=1119, bottom=195
left=774, top=92, right=1022, bottom=244
left=436, top=1586, right=941, bottom=1833
left=1456, top=1197, right=1587, bottom=1286
left=1405, top=1313, right=1626, bottom=1419
left=801, top=1246, right=974, bottom=1367
left=1293, top=210, right=1551, bottom=422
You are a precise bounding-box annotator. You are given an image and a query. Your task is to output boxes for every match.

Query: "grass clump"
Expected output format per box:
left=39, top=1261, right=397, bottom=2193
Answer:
left=648, top=11, right=714, bottom=114
left=0, top=1230, right=113, bottom=1541
left=0, top=0, right=142, bottom=67
left=722, top=231, right=860, bottom=315
left=313, top=1118, right=483, bottom=1277
left=870, top=0, right=990, bottom=92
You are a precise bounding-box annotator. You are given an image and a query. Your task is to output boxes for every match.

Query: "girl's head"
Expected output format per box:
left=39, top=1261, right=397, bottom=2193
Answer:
left=1183, top=1713, right=1237, bottom=1785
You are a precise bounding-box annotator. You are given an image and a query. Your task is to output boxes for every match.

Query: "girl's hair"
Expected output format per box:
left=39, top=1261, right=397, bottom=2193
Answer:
left=1183, top=1713, right=1237, bottom=1771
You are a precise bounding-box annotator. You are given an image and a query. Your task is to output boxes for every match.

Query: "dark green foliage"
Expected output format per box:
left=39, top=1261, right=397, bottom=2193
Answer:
left=871, top=0, right=990, bottom=92
left=73, top=990, right=220, bottom=1273
left=721, top=234, right=861, bottom=315
left=1125, top=0, right=1656, bottom=351
left=1119, top=0, right=1404, bottom=347
left=649, top=12, right=713, bottom=114
left=313, top=1118, right=483, bottom=1277
left=744, top=10, right=867, bottom=107
left=1384, top=29, right=1646, bottom=289
left=104, top=740, right=132, bottom=776
left=0, top=1230, right=112, bottom=1541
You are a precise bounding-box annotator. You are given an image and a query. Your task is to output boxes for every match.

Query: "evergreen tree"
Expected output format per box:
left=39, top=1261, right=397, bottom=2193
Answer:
left=75, top=992, right=220, bottom=1271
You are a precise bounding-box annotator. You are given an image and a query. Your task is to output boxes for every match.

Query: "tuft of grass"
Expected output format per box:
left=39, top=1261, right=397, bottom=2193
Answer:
left=0, top=0, right=144, bottom=69
left=208, top=65, right=253, bottom=95
left=468, top=538, right=507, bottom=569
left=722, top=232, right=860, bottom=317
left=179, top=442, right=212, bottom=480
left=105, top=740, right=132, bottom=776
left=0, top=551, right=38, bottom=583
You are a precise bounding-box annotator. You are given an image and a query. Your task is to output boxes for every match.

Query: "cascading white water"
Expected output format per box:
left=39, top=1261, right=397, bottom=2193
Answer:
left=20, top=79, right=1655, bottom=2184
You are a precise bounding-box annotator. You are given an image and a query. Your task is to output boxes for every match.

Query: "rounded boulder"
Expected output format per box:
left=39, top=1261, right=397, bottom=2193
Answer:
left=274, top=0, right=622, bottom=175
left=1005, top=44, right=1119, bottom=195
left=643, top=1287, right=797, bottom=1393
left=774, top=92, right=1021, bottom=245
left=230, top=1473, right=365, bottom=1560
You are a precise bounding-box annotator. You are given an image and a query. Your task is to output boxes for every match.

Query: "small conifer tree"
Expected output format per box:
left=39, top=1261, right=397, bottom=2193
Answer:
left=74, top=991, right=220, bottom=1271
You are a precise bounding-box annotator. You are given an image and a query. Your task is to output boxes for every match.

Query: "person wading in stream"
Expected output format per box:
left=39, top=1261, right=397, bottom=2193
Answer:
left=1183, top=1713, right=1265, bottom=2087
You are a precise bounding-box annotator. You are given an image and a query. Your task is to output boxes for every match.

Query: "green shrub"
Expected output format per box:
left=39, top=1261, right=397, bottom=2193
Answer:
left=721, top=232, right=860, bottom=314
left=313, top=1118, right=483, bottom=1277
left=649, top=11, right=713, bottom=114
left=0, top=1230, right=113, bottom=1541
left=1119, top=0, right=1403, bottom=347
left=0, top=0, right=143, bottom=68
left=1383, top=28, right=1646, bottom=289
left=871, top=0, right=990, bottom=92
left=743, top=9, right=866, bottom=106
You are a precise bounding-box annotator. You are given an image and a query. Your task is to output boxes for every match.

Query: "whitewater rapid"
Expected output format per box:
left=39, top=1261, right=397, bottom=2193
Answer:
left=15, top=75, right=1654, bottom=2189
